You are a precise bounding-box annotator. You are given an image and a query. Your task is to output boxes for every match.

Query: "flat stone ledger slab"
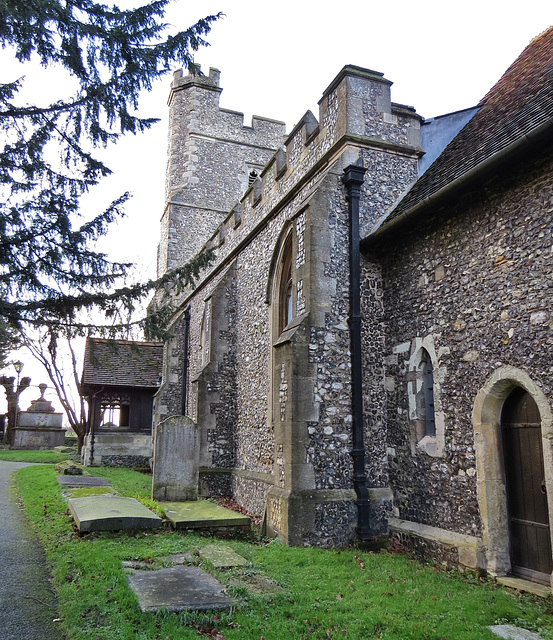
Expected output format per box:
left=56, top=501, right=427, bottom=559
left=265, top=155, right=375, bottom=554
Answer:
left=162, top=501, right=250, bottom=530
left=128, top=565, right=233, bottom=613
left=53, top=445, right=75, bottom=454
left=199, top=545, right=249, bottom=569
left=58, top=476, right=112, bottom=488
left=230, top=573, right=284, bottom=595
left=68, top=496, right=162, bottom=532
left=489, top=625, right=547, bottom=639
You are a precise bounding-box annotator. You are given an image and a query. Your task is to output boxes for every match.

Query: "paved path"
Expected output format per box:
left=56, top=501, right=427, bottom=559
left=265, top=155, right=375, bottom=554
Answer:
left=0, top=461, right=61, bottom=639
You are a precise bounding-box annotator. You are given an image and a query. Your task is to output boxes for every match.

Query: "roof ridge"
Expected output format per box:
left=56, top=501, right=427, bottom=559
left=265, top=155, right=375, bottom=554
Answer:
left=367, top=25, right=553, bottom=238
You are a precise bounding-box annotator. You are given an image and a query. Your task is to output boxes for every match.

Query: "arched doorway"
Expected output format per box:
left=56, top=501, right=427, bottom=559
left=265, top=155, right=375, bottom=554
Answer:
left=501, top=387, right=552, bottom=584
left=472, top=366, right=553, bottom=586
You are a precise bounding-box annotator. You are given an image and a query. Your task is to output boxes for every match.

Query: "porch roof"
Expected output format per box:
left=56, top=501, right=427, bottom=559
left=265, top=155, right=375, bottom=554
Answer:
left=82, top=338, right=164, bottom=389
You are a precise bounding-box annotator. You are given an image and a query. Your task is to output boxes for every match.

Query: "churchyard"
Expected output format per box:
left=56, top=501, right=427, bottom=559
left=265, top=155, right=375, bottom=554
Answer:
left=4, top=454, right=553, bottom=640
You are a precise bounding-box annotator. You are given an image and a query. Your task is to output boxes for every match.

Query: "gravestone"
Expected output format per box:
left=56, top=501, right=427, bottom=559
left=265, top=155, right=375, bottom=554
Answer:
left=68, top=496, right=162, bottom=532
left=57, top=476, right=112, bottom=488
left=152, top=415, right=199, bottom=501
left=198, top=545, right=249, bottom=569
left=12, top=384, right=65, bottom=450
left=128, top=565, right=233, bottom=612
left=163, top=500, right=250, bottom=531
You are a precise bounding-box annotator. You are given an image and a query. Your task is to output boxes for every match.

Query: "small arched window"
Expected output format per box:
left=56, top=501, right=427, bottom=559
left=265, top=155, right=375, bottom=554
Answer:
left=279, top=236, right=293, bottom=333
left=421, top=349, right=436, bottom=437
left=199, top=300, right=211, bottom=367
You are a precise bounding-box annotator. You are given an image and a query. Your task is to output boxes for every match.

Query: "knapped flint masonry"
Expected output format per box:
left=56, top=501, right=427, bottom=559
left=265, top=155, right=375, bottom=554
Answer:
left=149, top=28, right=553, bottom=592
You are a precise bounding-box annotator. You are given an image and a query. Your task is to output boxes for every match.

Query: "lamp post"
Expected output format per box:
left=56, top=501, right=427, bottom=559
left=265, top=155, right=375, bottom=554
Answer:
left=13, top=360, right=23, bottom=385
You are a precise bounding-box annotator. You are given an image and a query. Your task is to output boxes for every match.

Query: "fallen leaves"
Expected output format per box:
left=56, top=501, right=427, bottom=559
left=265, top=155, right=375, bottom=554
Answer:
left=195, top=627, right=224, bottom=639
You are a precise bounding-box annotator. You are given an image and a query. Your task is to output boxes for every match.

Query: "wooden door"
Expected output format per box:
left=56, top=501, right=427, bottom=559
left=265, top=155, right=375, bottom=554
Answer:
left=501, top=387, right=552, bottom=584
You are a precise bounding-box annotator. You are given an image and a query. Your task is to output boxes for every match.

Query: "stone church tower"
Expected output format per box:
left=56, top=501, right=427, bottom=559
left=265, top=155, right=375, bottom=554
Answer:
left=152, top=28, right=553, bottom=592
left=157, top=67, right=286, bottom=276
left=153, top=63, right=423, bottom=547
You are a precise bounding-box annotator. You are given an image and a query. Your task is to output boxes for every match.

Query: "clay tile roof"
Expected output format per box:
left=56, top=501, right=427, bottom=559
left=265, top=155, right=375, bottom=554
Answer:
left=82, top=338, right=164, bottom=388
left=373, top=26, right=553, bottom=232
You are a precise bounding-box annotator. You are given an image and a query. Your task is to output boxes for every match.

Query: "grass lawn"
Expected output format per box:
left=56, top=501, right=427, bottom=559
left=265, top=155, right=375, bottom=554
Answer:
left=0, top=448, right=73, bottom=463
left=14, top=464, right=553, bottom=640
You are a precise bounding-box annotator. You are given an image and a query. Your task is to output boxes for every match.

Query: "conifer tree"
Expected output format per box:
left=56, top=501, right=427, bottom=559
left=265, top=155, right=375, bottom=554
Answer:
left=0, top=0, right=220, bottom=343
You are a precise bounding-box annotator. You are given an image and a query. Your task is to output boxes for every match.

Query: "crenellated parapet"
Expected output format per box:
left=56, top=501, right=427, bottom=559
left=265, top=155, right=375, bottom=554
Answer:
left=158, top=65, right=286, bottom=277
left=161, top=64, right=423, bottom=303
left=166, top=65, right=286, bottom=202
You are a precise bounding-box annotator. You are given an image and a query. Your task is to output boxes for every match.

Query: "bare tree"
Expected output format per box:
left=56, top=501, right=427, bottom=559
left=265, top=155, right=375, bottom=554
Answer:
left=23, top=329, right=87, bottom=450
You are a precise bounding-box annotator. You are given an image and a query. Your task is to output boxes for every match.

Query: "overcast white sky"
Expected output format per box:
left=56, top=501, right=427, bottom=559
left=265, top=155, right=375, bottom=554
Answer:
left=96, top=0, right=553, bottom=270
left=3, top=0, right=552, bottom=413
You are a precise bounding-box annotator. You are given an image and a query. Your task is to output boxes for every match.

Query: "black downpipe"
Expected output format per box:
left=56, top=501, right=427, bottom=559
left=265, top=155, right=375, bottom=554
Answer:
left=343, top=163, right=371, bottom=540
left=181, top=306, right=191, bottom=416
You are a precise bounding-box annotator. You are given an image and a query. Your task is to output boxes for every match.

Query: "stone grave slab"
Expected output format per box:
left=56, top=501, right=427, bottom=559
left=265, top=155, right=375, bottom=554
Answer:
left=162, top=500, right=250, bottom=530
left=68, top=496, right=162, bottom=532
left=58, top=475, right=112, bottom=488
left=199, top=545, right=249, bottom=569
left=170, top=553, right=194, bottom=565
left=230, top=573, right=284, bottom=595
left=128, top=565, right=233, bottom=612
left=489, top=625, right=547, bottom=640
left=53, top=445, right=75, bottom=453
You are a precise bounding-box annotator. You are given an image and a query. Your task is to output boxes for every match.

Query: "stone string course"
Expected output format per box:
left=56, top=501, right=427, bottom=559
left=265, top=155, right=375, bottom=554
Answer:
left=158, top=65, right=422, bottom=312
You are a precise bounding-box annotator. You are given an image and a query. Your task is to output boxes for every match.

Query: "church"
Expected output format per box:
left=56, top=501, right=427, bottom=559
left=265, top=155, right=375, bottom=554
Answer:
left=151, top=27, right=553, bottom=590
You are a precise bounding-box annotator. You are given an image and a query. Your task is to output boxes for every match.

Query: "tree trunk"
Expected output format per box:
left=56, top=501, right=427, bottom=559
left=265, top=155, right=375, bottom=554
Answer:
left=75, top=426, right=86, bottom=453
left=0, top=376, right=31, bottom=446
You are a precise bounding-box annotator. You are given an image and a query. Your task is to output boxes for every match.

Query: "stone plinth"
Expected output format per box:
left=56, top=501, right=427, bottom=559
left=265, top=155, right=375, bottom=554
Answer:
left=12, top=384, right=65, bottom=450
left=81, top=432, right=152, bottom=467
left=152, top=415, right=199, bottom=501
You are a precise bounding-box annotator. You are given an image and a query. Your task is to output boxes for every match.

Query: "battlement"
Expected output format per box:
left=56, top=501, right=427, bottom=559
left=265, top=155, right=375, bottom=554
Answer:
left=168, top=64, right=285, bottom=138
left=169, top=64, right=424, bottom=295
left=170, top=65, right=222, bottom=96
left=157, top=64, right=424, bottom=290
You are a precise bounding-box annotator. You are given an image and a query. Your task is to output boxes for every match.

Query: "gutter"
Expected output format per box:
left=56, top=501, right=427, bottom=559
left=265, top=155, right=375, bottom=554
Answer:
left=363, top=116, right=553, bottom=247
left=343, top=163, right=371, bottom=540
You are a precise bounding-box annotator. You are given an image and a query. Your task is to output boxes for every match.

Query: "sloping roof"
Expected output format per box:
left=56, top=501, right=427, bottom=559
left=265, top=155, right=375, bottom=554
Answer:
left=81, top=338, right=164, bottom=389
left=368, top=26, right=553, bottom=238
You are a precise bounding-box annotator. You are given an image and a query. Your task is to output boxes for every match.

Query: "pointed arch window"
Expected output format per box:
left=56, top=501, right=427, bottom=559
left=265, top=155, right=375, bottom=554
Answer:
left=406, top=338, right=444, bottom=457
left=199, top=299, right=212, bottom=367
left=279, top=235, right=293, bottom=333
left=421, top=349, right=436, bottom=437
